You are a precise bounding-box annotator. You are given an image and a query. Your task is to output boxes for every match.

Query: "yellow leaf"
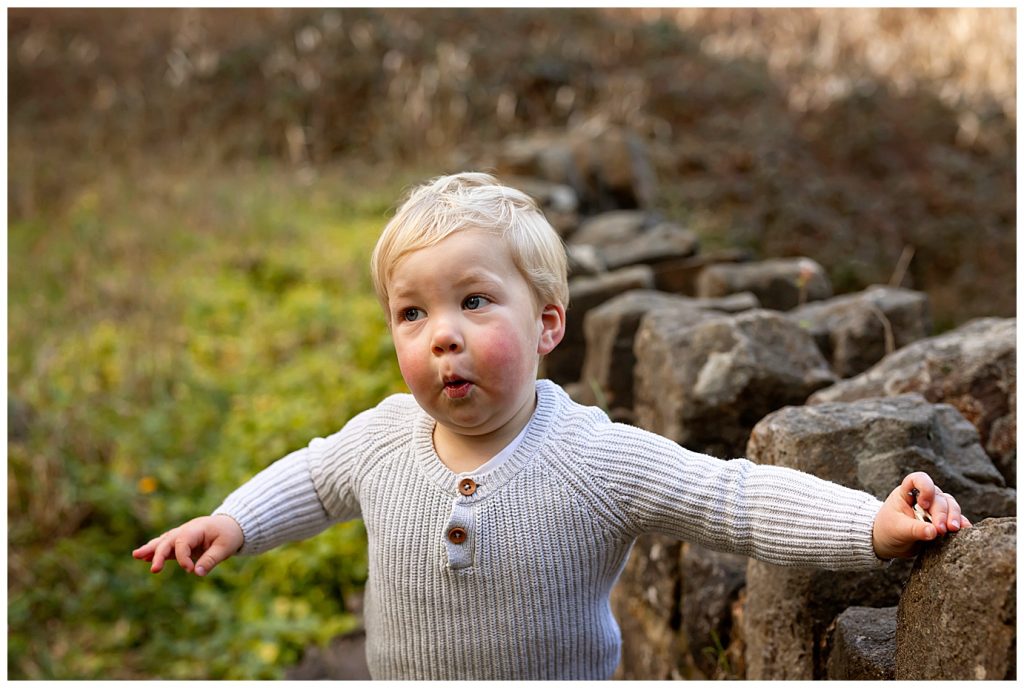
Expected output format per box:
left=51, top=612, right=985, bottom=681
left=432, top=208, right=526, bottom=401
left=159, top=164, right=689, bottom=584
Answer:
left=258, top=642, right=279, bottom=663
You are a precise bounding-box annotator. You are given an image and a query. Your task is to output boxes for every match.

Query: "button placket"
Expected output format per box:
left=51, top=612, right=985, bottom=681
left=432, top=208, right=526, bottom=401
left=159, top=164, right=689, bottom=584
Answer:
left=443, top=480, right=480, bottom=569
left=443, top=501, right=475, bottom=569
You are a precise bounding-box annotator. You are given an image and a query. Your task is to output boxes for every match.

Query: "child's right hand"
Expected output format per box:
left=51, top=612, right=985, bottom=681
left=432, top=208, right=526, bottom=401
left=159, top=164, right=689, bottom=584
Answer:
left=132, top=514, right=244, bottom=577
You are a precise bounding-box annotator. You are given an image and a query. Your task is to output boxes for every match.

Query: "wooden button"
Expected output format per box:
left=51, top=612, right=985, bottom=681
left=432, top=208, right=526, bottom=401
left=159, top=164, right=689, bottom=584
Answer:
left=458, top=478, right=477, bottom=496
left=447, top=527, right=468, bottom=544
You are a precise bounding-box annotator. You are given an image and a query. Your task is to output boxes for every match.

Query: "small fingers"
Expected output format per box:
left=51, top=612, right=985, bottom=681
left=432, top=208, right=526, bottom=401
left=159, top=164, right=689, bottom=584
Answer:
left=901, top=471, right=937, bottom=509
left=896, top=471, right=971, bottom=538
left=943, top=494, right=965, bottom=532
left=149, top=535, right=176, bottom=573
left=174, top=538, right=196, bottom=573
left=194, top=539, right=234, bottom=577
left=922, top=489, right=967, bottom=536
left=911, top=517, right=937, bottom=542
left=132, top=537, right=160, bottom=561
left=929, top=489, right=951, bottom=535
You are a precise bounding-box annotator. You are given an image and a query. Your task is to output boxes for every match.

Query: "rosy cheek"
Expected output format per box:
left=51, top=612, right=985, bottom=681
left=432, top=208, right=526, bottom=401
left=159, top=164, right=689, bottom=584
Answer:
left=477, top=330, right=529, bottom=379
left=395, top=345, right=428, bottom=390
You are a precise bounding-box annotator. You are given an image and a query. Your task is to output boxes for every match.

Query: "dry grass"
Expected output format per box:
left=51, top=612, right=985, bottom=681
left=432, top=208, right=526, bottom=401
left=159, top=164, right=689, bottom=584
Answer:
left=10, top=8, right=1013, bottom=171
left=626, top=8, right=1015, bottom=119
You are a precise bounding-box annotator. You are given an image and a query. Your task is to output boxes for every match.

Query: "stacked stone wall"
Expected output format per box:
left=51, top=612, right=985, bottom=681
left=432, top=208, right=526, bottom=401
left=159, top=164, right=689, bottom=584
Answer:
left=500, top=140, right=1015, bottom=680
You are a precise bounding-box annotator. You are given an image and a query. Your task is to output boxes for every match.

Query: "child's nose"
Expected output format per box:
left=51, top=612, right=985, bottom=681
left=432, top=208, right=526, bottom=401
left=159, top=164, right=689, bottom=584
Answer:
left=433, top=340, right=461, bottom=355
left=430, top=321, right=464, bottom=355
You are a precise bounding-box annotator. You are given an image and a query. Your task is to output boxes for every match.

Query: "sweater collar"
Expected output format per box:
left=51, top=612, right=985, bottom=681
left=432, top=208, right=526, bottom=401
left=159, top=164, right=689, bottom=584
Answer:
left=412, top=379, right=560, bottom=500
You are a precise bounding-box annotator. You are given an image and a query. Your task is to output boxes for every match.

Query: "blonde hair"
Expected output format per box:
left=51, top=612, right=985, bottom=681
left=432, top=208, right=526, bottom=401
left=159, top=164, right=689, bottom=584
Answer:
left=371, top=172, right=569, bottom=315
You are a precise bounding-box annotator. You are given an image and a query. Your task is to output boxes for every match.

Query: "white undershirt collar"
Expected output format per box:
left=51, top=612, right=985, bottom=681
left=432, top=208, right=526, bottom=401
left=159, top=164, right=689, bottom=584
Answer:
left=456, top=410, right=535, bottom=478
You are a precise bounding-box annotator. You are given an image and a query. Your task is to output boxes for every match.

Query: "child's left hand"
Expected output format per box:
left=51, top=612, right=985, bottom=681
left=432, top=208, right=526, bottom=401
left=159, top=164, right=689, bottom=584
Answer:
left=872, top=471, right=972, bottom=560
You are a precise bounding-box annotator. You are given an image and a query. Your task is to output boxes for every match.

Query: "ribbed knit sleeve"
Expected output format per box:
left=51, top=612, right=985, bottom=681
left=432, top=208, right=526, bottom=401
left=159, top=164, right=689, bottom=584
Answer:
left=306, top=408, right=373, bottom=521
left=212, top=408, right=373, bottom=555
left=212, top=447, right=336, bottom=555
left=593, top=425, right=886, bottom=570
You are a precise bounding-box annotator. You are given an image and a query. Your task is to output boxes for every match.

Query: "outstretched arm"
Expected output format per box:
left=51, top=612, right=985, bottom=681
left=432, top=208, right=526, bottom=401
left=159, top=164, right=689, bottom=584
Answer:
left=132, top=445, right=343, bottom=576
left=132, top=407, right=371, bottom=576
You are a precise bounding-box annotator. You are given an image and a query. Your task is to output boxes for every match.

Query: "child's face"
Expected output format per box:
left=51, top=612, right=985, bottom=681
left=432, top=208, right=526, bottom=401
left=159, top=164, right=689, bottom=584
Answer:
left=387, top=229, right=563, bottom=445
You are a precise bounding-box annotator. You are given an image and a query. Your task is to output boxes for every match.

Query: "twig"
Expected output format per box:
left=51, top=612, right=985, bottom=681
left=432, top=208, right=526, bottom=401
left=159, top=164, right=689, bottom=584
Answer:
left=867, top=302, right=896, bottom=356
left=889, top=245, right=915, bottom=288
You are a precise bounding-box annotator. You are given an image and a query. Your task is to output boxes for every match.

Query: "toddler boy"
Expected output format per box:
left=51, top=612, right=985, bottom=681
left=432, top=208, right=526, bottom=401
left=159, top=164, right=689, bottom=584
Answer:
left=134, top=172, right=968, bottom=680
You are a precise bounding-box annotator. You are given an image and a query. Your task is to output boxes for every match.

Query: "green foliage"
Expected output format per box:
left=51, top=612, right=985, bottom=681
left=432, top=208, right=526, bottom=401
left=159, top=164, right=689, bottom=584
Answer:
left=8, top=163, right=411, bottom=678
left=700, top=629, right=734, bottom=679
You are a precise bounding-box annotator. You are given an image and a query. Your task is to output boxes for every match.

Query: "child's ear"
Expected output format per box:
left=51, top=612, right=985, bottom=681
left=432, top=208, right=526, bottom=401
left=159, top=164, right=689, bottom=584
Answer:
left=537, top=303, right=566, bottom=355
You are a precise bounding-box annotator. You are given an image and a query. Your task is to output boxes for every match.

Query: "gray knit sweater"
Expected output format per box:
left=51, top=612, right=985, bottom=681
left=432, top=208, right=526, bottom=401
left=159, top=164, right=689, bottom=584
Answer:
left=214, top=379, right=884, bottom=680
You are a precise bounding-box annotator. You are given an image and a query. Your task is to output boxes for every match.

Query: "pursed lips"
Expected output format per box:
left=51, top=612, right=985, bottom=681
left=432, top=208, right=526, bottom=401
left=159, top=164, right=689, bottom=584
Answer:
left=442, top=376, right=473, bottom=399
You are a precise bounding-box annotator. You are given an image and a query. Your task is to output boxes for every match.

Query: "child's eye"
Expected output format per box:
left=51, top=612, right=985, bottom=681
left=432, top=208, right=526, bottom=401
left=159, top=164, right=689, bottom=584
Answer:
left=463, top=295, right=490, bottom=311
left=400, top=307, right=425, bottom=322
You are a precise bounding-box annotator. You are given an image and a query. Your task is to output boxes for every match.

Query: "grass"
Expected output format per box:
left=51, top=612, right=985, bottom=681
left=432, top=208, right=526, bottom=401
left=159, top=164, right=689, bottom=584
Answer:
left=8, top=158, right=422, bottom=678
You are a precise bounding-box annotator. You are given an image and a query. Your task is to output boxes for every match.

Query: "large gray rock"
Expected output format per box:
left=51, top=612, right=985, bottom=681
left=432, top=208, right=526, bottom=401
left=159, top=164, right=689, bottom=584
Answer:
left=570, top=209, right=652, bottom=247
left=634, top=308, right=836, bottom=459
left=679, top=544, right=747, bottom=679
left=895, top=517, right=1016, bottom=680
left=651, top=248, right=753, bottom=296
left=612, top=535, right=687, bottom=680
left=810, top=317, right=1016, bottom=486
left=612, top=536, right=746, bottom=680
left=544, top=265, right=654, bottom=384
left=697, top=257, right=832, bottom=311
left=579, top=290, right=759, bottom=413
left=565, top=243, right=605, bottom=278
left=744, top=559, right=911, bottom=680
left=492, top=131, right=576, bottom=181
left=743, top=395, right=1016, bottom=680
left=501, top=174, right=579, bottom=237
left=601, top=221, right=699, bottom=271
left=569, top=211, right=699, bottom=271
left=606, top=536, right=745, bottom=679
left=580, top=291, right=699, bottom=413
left=568, top=123, right=658, bottom=213
left=826, top=606, right=897, bottom=680
left=683, top=293, right=760, bottom=315
left=494, top=123, right=657, bottom=214
left=747, top=395, right=1014, bottom=519
left=788, top=285, right=932, bottom=378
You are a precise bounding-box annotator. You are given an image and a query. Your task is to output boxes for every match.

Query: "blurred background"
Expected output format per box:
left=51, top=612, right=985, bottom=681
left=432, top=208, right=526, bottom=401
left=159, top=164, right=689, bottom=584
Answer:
left=7, top=8, right=1016, bottom=679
